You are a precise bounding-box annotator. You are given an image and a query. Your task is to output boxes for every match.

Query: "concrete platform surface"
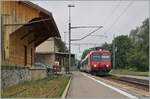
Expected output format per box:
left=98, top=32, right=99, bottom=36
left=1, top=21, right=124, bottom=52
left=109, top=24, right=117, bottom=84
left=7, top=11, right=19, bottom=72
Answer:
left=67, top=71, right=138, bottom=99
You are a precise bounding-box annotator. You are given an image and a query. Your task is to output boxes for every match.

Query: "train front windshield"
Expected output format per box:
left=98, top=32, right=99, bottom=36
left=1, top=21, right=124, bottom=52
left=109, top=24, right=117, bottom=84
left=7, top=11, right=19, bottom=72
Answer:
left=91, top=53, right=101, bottom=62
left=101, top=53, right=111, bottom=61
left=91, top=53, right=111, bottom=62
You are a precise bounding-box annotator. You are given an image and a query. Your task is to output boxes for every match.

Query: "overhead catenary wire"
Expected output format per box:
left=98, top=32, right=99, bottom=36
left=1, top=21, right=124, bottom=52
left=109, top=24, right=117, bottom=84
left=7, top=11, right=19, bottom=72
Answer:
left=71, top=1, right=133, bottom=54
left=104, top=1, right=134, bottom=35
left=103, top=0, right=122, bottom=26
left=66, top=43, right=101, bottom=46
left=71, top=26, right=103, bottom=41
left=71, top=1, right=122, bottom=41
left=71, top=26, right=101, bottom=29
left=70, top=1, right=122, bottom=42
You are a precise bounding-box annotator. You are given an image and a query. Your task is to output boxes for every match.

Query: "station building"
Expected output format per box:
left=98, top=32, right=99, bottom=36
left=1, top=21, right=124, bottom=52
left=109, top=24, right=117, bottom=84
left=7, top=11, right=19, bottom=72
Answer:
left=1, top=1, right=61, bottom=87
left=36, top=37, right=75, bottom=70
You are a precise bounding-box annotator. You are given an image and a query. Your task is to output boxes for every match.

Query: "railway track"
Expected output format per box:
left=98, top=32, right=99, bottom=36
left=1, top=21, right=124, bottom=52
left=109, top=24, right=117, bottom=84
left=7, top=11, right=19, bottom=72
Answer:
left=83, top=71, right=149, bottom=91
left=99, top=74, right=149, bottom=91
left=115, top=76, right=149, bottom=87
left=82, top=72, right=149, bottom=97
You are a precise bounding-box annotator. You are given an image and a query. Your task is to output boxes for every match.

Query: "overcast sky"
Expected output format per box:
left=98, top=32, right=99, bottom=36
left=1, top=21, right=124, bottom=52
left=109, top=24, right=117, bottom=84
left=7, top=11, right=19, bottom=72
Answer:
left=32, top=0, right=149, bottom=59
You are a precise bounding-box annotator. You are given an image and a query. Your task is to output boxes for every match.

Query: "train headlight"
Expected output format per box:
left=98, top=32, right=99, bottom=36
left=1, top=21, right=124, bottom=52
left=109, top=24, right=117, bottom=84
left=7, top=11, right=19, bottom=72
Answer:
left=94, top=64, right=97, bottom=67
left=106, top=65, right=109, bottom=67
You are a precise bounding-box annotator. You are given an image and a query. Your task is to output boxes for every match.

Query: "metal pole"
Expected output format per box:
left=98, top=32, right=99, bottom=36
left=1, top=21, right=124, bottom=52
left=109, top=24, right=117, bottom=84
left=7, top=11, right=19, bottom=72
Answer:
left=68, top=6, right=71, bottom=73
left=68, top=4, right=75, bottom=73
left=113, top=34, right=115, bottom=69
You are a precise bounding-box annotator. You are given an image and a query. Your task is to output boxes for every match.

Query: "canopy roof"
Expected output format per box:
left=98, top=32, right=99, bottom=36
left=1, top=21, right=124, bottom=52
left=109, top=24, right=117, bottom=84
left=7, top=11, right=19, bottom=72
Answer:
left=11, top=1, right=61, bottom=47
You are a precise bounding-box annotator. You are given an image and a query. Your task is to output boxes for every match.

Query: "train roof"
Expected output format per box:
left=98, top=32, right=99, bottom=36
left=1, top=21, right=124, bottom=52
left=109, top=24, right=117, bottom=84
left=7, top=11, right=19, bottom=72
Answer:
left=89, top=49, right=111, bottom=54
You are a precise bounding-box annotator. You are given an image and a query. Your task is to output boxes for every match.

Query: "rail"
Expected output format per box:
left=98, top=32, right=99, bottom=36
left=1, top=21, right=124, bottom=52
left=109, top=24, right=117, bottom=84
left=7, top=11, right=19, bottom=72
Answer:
left=105, top=74, right=149, bottom=88
left=113, top=75, right=149, bottom=87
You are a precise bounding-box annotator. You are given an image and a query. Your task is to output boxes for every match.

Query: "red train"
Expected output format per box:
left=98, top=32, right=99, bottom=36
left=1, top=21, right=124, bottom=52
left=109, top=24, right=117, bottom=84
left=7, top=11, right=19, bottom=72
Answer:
left=80, top=49, right=112, bottom=75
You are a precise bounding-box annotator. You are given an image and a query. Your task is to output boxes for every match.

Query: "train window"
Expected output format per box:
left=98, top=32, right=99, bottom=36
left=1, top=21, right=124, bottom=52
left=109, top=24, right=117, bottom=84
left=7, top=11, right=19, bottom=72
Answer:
left=91, top=53, right=101, bottom=62
left=101, top=53, right=111, bottom=61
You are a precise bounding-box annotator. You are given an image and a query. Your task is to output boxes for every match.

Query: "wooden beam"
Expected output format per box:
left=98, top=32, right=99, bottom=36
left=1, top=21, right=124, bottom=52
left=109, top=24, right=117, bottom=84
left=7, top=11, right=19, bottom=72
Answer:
left=28, top=32, right=44, bottom=45
left=35, top=35, right=48, bottom=47
left=20, top=32, right=32, bottom=40
left=35, top=33, right=53, bottom=47
left=42, top=17, right=55, bottom=36
left=20, top=25, right=42, bottom=40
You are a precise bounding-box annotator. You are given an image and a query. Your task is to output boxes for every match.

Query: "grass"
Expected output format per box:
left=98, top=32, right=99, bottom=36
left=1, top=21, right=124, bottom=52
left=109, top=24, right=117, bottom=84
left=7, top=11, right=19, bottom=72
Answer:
left=1, top=74, right=71, bottom=98
left=110, top=69, right=149, bottom=77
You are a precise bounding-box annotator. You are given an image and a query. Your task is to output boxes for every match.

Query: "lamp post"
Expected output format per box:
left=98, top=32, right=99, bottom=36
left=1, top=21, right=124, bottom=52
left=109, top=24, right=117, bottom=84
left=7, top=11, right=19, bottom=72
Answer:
left=68, top=4, right=75, bottom=73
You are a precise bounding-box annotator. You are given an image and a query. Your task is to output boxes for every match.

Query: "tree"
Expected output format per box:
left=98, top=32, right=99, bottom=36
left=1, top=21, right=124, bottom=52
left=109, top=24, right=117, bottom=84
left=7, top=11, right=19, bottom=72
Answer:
left=127, top=48, right=148, bottom=71
left=81, top=49, right=91, bottom=60
left=101, top=42, right=112, bottom=51
left=127, top=18, right=149, bottom=71
left=113, top=35, right=132, bottom=69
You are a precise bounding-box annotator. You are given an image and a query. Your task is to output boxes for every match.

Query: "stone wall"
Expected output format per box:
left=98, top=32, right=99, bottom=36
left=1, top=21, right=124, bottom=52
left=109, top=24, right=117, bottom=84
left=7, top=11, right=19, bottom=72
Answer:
left=1, top=65, right=47, bottom=88
left=30, top=67, right=47, bottom=80
left=1, top=65, right=31, bottom=88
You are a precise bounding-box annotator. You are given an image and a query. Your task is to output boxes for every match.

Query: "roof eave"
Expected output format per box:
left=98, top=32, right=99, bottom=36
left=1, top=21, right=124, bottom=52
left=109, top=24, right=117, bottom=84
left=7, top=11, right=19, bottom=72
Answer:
left=19, top=1, right=52, bottom=16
